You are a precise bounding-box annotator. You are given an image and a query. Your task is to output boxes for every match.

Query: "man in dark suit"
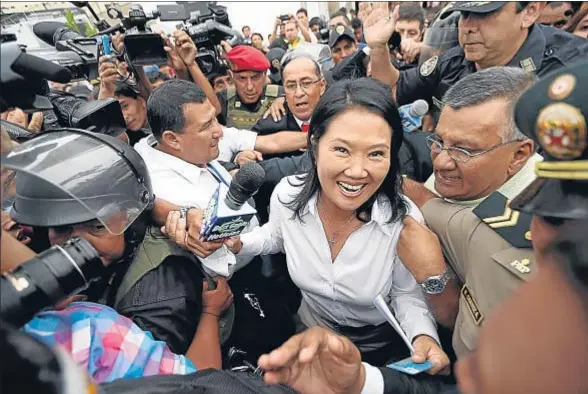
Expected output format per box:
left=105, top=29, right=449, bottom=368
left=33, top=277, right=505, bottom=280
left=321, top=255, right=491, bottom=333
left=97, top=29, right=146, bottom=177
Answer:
left=246, top=51, right=326, bottom=225
left=249, top=51, right=326, bottom=161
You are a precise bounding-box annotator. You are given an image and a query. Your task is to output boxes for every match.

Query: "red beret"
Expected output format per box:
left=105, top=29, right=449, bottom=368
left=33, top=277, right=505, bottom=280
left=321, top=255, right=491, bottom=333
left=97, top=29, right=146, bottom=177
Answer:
left=226, top=45, right=270, bottom=72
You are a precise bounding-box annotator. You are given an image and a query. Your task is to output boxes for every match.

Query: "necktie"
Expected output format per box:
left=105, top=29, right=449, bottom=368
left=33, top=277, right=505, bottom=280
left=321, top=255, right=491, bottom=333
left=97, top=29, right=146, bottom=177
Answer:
left=301, top=123, right=310, bottom=133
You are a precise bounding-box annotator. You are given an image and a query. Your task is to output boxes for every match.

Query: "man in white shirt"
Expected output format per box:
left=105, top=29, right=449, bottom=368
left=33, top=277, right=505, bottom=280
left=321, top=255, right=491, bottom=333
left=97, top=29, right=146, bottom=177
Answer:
left=135, top=79, right=307, bottom=276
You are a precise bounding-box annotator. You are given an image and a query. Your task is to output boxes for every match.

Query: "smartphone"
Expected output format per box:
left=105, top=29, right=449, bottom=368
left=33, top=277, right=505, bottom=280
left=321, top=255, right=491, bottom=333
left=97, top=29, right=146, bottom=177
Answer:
left=101, top=34, right=112, bottom=56
left=279, top=14, right=290, bottom=22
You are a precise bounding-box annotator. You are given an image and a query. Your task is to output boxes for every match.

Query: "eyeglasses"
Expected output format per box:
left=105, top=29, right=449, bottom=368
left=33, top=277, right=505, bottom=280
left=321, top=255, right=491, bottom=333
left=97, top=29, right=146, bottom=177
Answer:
left=426, top=135, right=522, bottom=163
left=284, top=79, right=322, bottom=93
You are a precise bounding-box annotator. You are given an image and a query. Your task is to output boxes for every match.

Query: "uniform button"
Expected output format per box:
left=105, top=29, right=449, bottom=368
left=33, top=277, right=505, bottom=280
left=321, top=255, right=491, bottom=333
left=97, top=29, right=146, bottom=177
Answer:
left=544, top=48, right=554, bottom=56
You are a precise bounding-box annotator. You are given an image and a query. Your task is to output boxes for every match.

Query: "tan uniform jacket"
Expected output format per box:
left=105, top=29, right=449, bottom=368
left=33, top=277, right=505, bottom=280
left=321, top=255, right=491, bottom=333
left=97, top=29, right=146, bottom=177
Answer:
left=421, top=197, right=536, bottom=358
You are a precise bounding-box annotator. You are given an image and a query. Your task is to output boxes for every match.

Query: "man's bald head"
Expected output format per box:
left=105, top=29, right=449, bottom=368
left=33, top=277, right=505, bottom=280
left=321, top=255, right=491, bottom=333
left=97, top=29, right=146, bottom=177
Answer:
left=280, top=53, right=326, bottom=121
left=282, top=55, right=321, bottom=80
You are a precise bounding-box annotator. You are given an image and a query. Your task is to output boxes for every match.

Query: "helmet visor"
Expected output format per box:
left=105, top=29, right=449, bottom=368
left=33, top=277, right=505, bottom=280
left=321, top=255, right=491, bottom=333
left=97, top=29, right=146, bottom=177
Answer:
left=419, top=11, right=460, bottom=66
left=2, top=130, right=151, bottom=235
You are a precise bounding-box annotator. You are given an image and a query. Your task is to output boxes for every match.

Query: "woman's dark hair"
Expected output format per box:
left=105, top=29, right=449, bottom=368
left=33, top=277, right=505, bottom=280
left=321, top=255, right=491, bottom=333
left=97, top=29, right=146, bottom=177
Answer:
left=285, top=78, right=408, bottom=224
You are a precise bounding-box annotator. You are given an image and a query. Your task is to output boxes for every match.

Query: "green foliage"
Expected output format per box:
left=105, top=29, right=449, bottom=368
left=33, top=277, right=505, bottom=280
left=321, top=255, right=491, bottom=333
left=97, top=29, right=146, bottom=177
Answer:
left=65, top=9, right=98, bottom=37
left=64, top=10, right=81, bottom=33
left=83, top=20, right=98, bottom=36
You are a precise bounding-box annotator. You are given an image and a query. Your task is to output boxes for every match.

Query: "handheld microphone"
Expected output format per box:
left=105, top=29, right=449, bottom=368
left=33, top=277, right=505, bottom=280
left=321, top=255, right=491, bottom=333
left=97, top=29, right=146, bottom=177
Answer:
left=201, top=162, right=265, bottom=242
left=398, top=99, right=429, bottom=133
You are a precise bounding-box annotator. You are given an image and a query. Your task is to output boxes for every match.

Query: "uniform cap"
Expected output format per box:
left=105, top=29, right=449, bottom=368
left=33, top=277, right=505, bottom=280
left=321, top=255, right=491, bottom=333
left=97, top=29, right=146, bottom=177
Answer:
left=445, top=1, right=507, bottom=15
left=226, top=45, right=270, bottom=72
left=510, top=61, right=588, bottom=219
left=328, top=25, right=355, bottom=49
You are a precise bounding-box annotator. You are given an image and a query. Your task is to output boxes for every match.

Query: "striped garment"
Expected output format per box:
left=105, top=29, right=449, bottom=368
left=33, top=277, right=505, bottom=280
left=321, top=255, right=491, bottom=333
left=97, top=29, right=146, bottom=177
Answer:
left=23, top=302, right=196, bottom=383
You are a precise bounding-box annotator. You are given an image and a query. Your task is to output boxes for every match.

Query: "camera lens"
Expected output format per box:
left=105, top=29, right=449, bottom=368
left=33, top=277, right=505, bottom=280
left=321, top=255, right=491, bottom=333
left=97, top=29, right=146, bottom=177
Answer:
left=0, top=237, right=104, bottom=328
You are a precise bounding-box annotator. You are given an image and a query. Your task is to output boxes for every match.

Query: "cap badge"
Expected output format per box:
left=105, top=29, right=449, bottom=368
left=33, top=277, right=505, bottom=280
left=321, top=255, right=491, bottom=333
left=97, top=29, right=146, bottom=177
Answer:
left=336, top=25, right=345, bottom=35
left=536, top=103, right=587, bottom=160
left=548, top=74, right=576, bottom=100
left=420, top=56, right=438, bottom=77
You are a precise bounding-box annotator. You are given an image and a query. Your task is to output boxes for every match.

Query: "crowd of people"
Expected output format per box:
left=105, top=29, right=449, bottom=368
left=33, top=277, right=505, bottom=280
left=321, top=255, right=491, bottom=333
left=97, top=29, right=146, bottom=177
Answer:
left=1, top=1, right=588, bottom=393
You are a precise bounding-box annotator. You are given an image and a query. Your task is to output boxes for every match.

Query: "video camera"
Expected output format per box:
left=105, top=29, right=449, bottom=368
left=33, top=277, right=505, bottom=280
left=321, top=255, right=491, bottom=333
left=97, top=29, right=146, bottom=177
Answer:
left=0, top=38, right=71, bottom=112
left=24, top=22, right=100, bottom=82
left=107, top=4, right=168, bottom=66
left=159, top=2, right=243, bottom=76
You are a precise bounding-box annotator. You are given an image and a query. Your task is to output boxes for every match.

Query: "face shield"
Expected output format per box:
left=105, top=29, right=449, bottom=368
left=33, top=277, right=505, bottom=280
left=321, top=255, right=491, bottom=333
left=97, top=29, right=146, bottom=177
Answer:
left=3, top=130, right=152, bottom=235
left=419, top=10, right=460, bottom=66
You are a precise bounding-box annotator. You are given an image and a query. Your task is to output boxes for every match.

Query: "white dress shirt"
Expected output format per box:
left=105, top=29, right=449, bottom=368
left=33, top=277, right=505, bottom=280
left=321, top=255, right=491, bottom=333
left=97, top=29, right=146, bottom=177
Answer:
left=134, top=134, right=258, bottom=277
left=293, top=115, right=310, bottom=131
left=217, top=127, right=258, bottom=162
left=239, top=176, right=439, bottom=344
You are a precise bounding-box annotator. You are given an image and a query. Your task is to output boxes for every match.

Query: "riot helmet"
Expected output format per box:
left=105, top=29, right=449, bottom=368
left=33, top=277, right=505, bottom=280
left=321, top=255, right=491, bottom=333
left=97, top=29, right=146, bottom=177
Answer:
left=4, top=128, right=154, bottom=233
left=419, top=8, right=460, bottom=66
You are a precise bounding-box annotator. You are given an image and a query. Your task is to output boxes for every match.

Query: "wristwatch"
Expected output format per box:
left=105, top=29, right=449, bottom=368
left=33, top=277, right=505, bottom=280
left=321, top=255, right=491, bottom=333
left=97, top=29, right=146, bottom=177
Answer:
left=419, top=269, right=453, bottom=295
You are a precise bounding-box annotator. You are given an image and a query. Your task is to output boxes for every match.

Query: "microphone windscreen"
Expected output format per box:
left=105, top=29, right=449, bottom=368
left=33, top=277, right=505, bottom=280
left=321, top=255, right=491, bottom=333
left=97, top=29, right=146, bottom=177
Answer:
left=226, top=162, right=265, bottom=210
left=13, top=52, right=72, bottom=83
left=32, top=21, right=66, bottom=46
left=411, top=100, right=429, bottom=117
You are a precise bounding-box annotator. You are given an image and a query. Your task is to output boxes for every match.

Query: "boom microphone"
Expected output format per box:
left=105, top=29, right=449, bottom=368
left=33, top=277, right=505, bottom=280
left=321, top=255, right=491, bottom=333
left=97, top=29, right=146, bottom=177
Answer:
left=12, top=52, right=72, bottom=83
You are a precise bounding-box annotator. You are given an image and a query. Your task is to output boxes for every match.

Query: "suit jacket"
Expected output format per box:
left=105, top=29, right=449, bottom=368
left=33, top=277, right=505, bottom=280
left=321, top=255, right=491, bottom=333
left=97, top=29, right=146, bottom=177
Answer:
left=251, top=103, right=304, bottom=160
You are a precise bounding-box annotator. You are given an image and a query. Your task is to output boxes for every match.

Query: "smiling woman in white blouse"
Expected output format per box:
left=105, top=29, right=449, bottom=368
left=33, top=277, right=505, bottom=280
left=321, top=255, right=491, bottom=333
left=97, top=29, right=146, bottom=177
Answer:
left=228, top=78, right=448, bottom=369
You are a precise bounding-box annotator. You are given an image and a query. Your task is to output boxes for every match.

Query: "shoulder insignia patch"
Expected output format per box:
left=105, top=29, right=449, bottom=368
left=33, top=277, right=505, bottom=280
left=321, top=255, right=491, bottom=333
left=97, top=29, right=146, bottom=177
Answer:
left=510, top=258, right=532, bottom=274
left=473, top=192, right=533, bottom=248
left=519, top=57, right=536, bottom=73
left=420, top=56, right=438, bottom=77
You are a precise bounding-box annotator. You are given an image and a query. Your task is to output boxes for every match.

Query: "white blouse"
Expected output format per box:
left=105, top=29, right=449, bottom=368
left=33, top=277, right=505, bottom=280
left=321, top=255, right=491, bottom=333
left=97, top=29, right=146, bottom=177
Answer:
left=239, top=176, right=439, bottom=343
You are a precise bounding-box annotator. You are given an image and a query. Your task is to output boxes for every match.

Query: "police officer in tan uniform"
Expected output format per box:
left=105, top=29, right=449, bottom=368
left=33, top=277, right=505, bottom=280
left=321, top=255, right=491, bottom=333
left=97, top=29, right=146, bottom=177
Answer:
left=399, top=60, right=588, bottom=361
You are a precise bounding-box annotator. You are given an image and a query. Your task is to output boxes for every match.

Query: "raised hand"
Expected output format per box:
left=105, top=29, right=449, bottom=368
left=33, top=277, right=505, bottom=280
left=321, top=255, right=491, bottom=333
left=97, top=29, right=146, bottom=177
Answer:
left=173, top=30, right=197, bottom=67
left=259, top=327, right=366, bottom=394
left=362, top=3, right=399, bottom=48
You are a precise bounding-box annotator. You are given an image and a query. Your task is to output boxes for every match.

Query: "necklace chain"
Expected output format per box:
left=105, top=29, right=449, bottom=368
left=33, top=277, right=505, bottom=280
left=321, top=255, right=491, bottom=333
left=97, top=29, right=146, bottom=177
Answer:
left=318, top=200, right=356, bottom=245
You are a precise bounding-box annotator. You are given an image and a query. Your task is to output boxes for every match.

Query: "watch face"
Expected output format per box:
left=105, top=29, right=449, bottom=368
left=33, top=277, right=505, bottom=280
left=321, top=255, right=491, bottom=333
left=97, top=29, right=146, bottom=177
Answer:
left=423, top=278, right=444, bottom=294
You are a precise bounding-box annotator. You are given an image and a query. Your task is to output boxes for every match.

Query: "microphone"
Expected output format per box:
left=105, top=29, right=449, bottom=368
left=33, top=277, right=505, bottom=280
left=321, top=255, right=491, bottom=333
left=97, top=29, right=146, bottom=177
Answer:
left=13, top=52, right=72, bottom=83
left=398, top=99, right=429, bottom=133
left=201, top=162, right=265, bottom=242
left=0, top=43, right=71, bottom=112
